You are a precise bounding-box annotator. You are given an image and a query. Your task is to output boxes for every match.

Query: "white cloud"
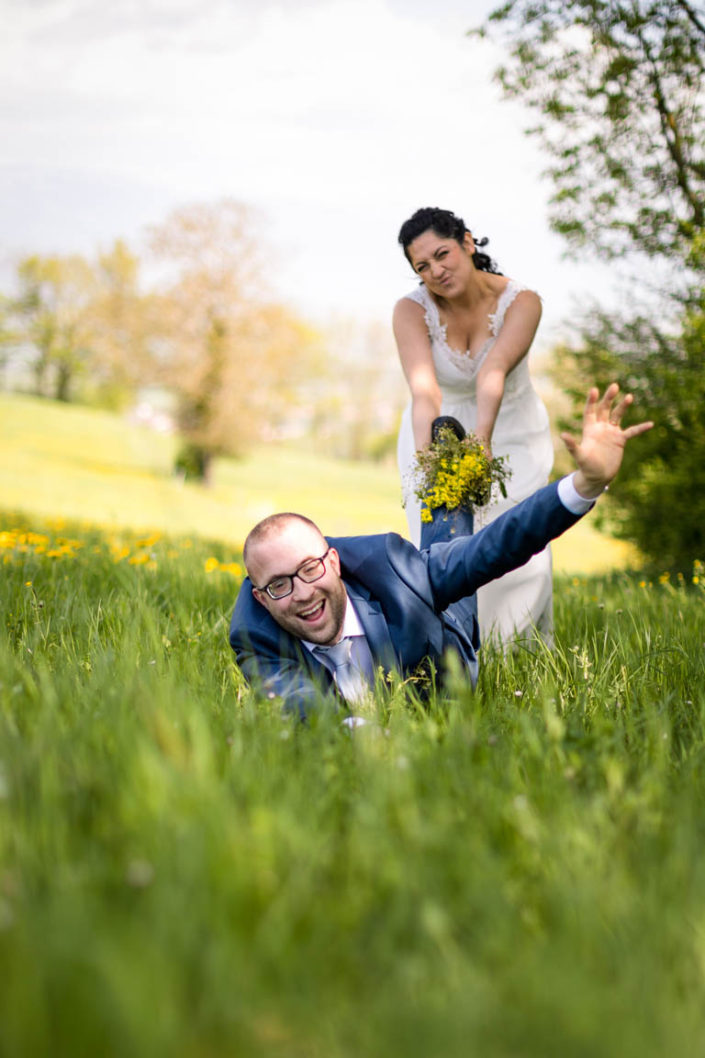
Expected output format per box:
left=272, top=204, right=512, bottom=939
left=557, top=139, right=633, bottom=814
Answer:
left=0, top=0, right=616, bottom=341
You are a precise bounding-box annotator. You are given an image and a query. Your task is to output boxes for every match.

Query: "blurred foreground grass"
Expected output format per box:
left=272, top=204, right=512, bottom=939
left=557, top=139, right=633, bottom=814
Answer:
left=1, top=510, right=705, bottom=1056
left=1, top=393, right=637, bottom=571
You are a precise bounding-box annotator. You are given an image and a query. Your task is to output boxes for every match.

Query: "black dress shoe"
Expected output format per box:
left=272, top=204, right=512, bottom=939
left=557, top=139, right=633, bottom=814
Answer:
left=431, top=415, right=466, bottom=443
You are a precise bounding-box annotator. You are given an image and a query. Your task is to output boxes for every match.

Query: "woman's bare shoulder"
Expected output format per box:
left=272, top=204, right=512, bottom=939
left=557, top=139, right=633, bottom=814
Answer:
left=393, top=293, right=427, bottom=319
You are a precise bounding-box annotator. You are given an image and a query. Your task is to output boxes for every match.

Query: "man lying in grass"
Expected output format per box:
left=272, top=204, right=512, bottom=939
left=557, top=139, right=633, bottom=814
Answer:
left=229, top=385, right=652, bottom=719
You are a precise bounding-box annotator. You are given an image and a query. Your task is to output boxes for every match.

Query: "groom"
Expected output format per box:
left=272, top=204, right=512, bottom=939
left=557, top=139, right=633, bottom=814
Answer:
left=229, top=385, right=652, bottom=718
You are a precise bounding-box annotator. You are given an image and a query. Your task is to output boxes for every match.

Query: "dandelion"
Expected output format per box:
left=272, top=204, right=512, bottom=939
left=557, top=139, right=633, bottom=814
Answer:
left=204, top=557, right=220, bottom=573
left=135, top=532, right=161, bottom=548
left=128, top=553, right=150, bottom=566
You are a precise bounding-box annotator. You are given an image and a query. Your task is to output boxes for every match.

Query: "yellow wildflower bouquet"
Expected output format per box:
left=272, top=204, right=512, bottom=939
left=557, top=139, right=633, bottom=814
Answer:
left=411, top=427, right=510, bottom=524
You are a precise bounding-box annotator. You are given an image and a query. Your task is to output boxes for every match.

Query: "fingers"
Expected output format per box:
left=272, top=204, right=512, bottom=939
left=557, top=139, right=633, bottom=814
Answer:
left=593, top=384, right=643, bottom=427
left=583, top=386, right=601, bottom=419
left=623, top=420, right=654, bottom=439
left=560, top=430, right=578, bottom=455
left=595, top=382, right=622, bottom=421
left=598, top=382, right=620, bottom=411
left=607, top=392, right=633, bottom=424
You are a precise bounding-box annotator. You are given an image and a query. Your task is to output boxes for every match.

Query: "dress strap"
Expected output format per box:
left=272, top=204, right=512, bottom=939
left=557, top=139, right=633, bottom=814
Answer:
left=488, top=280, right=528, bottom=337
left=404, top=285, right=445, bottom=346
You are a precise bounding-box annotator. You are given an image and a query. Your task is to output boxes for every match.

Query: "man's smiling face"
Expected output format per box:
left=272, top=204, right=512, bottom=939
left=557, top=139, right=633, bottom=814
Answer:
left=247, top=520, right=347, bottom=646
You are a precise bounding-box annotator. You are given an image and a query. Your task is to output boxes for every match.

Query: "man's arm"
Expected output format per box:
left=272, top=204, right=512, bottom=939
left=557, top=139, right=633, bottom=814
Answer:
left=426, top=383, right=652, bottom=611
left=234, top=648, right=335, bottom=721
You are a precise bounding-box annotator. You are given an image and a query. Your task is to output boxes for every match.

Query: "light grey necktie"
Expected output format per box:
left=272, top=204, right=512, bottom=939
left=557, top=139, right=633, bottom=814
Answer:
left=314, top=638, right=369, bottom=702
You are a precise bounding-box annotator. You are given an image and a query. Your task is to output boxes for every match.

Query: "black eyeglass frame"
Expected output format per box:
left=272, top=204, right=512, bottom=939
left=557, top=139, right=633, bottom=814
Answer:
left=257, top=548, right=331, bottom=600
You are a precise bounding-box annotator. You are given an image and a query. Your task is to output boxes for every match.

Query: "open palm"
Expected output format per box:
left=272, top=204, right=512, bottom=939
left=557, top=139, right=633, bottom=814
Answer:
left=561, top=384, right=653, bottom=498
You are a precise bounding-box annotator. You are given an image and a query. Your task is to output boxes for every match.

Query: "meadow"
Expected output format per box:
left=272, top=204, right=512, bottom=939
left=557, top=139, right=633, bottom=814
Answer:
left=0, top=392, right=637, bottom=571
left=2, top=395, right=705, bottom=1057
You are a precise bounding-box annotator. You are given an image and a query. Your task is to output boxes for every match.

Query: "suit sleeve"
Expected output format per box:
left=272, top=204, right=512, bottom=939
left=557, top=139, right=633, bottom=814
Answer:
left=234, top=648, right=335, bottom=721
left=424, top=481, right=584, bottom=612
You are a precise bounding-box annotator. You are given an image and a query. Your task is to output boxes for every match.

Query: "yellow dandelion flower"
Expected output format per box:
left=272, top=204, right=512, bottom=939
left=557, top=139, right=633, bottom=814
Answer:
left=135, top=533, right=161, bottom=548
left=204, top=557, right=220, bottom=573
left=221, top=562, right=242, bottom=577
left=128, top=553, right=150, bottom=566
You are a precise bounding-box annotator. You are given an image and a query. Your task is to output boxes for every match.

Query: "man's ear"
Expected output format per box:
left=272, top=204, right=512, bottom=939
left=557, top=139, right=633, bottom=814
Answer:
left=252, top=587, right=268, bottom=608
left=328, top=547, right=341, bottom=575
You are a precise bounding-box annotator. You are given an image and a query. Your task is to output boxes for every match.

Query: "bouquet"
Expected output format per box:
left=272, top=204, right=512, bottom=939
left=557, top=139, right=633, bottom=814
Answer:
left=410, top=426, right=511, bottom=524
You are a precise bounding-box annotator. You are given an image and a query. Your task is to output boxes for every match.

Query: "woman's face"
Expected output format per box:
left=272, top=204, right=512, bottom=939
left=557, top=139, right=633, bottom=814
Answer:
left=406, top=229, right=476, bottom=297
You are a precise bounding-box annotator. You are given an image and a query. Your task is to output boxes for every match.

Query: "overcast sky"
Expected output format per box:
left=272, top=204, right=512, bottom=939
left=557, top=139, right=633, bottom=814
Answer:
left=1, top=0, right=615, bottom=349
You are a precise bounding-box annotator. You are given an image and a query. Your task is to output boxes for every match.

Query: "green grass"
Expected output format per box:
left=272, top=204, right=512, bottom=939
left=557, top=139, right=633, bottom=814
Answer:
left=0, top=392, right=637, bottom=571
left=2, top=511, right=705, bottom=1057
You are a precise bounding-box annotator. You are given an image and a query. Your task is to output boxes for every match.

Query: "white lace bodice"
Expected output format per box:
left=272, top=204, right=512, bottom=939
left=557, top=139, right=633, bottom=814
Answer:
left=403, top=279, right=533, bottom=403
left=398, top=274, right=553, bottom=493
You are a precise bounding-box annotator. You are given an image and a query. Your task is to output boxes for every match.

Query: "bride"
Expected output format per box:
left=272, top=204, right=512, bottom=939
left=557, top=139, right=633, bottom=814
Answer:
left=394, top=206, right=555, bottom=645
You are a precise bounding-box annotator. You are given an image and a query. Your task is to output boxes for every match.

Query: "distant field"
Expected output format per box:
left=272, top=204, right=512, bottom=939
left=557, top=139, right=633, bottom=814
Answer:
left=0, top=393, right=639, bottom=571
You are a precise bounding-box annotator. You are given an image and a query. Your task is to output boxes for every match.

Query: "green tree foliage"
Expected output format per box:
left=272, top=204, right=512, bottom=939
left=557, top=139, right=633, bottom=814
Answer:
left=7, top=243, right=151, bottom=407
left=477, top=0, right=705, bottom=268
left=552, top=294, right=705, bottom=568
left=478, top=0, right=705, bottom=567
left=13, top=254, right=97, bottom=401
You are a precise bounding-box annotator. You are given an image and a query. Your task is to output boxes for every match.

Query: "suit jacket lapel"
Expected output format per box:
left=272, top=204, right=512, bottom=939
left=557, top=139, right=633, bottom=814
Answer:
left=345, top=581, right=397, bottom=673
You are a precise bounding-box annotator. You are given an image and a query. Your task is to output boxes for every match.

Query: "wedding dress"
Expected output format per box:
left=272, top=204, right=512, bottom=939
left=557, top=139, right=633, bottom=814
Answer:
left=397, top=280, right=555, bottom=645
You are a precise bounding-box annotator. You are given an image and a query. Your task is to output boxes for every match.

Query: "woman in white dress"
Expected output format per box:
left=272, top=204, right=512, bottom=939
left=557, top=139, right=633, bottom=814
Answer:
left=394, top=206, right=555, bottom=645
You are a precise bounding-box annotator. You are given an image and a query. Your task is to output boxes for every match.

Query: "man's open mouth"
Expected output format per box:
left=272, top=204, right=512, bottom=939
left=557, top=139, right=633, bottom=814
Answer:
left=298, top=599, right=325, bottom=622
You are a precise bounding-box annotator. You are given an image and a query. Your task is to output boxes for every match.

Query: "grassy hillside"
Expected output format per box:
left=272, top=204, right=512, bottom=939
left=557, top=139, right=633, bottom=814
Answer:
left=0, top=392, right=639, bottom=571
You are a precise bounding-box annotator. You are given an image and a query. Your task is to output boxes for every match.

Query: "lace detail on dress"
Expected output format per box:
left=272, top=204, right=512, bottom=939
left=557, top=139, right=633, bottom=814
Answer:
left=405, top=280, right=527, bottom=376
left=489, top=280, right=527, bottom=336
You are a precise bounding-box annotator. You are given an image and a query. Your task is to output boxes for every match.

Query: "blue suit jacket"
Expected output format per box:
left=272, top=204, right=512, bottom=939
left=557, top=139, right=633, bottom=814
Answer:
left=229, top=481, right=583, bottom=717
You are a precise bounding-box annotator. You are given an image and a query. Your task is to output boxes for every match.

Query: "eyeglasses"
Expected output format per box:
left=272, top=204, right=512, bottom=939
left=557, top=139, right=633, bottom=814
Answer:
left=257, top=549, right=331, bottom=600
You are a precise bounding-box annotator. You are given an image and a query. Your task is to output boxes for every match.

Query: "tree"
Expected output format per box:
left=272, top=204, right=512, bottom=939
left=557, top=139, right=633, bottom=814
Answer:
left=478, top=0, right=705, bottom=567
left=4, top=244, right=153, bottom=407
left=87, top=240, right=155, bottom=408
left=147, top=199, right=323, bottom=481
left=476, top=0, right=705, bottom=270
left=551, top=293, right=705, bottom=568
left=13, top=254, right=97, bottom=401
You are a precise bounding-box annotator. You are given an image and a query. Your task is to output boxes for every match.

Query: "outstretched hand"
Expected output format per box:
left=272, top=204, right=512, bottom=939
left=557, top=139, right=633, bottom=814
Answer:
left=561, top=384, right=653, bottom=499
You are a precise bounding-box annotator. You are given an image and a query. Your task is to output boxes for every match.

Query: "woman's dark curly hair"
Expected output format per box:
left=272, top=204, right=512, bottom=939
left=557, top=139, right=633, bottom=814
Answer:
left=398, top=206, right=502, bottom=275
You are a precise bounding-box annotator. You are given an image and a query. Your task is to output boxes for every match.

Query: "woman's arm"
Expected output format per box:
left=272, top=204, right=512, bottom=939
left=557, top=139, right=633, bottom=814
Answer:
left=475, top=289, right=542, bottom=453
left=393, top=297, right=442, bottom=450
